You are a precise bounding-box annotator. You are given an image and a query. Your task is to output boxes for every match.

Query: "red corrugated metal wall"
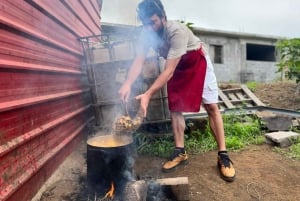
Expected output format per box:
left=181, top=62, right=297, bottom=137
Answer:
left=0, top=0, right=102, bottom=200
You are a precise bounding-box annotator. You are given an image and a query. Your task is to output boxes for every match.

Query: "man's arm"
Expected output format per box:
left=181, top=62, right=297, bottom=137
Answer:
left=145, top=57, right=180, bottom=96
left=136, top=57, right=181, bottom=116
left=119, top=55, right=146, bottom=102
left=125, top=55, right=145, bottom=86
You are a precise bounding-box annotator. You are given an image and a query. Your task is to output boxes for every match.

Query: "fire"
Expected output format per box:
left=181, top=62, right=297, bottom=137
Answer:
left=104, top=181, right=115, bottom=199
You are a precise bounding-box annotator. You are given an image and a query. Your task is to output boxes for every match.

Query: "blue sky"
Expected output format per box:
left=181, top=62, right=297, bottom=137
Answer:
left=101, top=0, right=300, bottom=38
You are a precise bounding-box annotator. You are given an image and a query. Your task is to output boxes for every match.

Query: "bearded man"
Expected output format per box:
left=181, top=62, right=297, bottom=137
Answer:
left=119, top=0, right=235, bottom=182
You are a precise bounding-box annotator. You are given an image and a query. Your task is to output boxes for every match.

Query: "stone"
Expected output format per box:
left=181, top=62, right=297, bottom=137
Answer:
left=265, top=131, right=300, bottom=147
left=261, top=116, right=293, bottom=131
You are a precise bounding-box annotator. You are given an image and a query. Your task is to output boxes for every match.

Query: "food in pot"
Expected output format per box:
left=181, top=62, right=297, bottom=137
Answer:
left=87, top=134, right=132, bottom=148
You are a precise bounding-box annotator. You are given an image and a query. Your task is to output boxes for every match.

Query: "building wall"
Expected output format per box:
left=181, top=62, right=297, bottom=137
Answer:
left=244, top=61, right=278, bottom=82
left=240, top=39, right=279, bottom=83
left=0, top=1, right=101, bottom=201
left=200, top=35, right=242, bottom=82
left=197, top=32, right=280, bottom=83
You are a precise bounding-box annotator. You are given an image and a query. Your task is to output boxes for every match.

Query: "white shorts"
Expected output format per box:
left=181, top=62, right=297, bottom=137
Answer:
left=202, top=55, right=219, bottom=104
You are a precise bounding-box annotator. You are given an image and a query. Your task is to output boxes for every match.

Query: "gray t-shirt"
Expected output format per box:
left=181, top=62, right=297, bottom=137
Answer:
left=137, top=20, right=201, bottom=59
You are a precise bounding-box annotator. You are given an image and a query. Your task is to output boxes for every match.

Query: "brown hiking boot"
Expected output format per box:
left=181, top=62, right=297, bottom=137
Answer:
left=218, top=153, right=236, bottom=182
left=162, top=151, right=188, bottom=173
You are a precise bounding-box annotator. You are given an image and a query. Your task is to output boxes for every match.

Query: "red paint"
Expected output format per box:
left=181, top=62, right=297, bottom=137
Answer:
left=0, top=0, right=101, bottom=200
left=0, top=0, right=82, bottom=55
left=0, top=29, right=82, bottom=70
left=31, top=0, right=94, bottom=37
left=65, top=0, right=100, bottom=35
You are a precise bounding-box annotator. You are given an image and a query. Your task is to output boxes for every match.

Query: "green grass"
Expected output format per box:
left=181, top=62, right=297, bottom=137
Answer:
left=134, top=133, right=174, bottom=158
left=246, top=81, right=258, bottom=91
left=274, top=138, right=300, bottom=160
left=134, top=110, right=300, bottom=160
left=133, top=109, right=265, bottom=157
left=222, top=112, right=264, bottom=150
left=274, top=127, right=300, bottom=160
left=288, top=140, right=300, bottom=159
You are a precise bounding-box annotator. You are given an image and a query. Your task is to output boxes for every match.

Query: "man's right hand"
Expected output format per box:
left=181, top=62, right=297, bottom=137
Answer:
left=118, top=82, right=131, bottom=102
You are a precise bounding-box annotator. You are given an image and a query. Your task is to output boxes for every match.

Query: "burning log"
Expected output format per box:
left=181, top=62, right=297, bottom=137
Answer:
left=104, top=182, right=115, bottom=199
left=147, top=177, right=190, bottom=201
left=123, top=180, right=147, bottom=201
left=156, top=177, right=189, bottom=200
left=116, top=177, right=190, bottom=201
left=91, top=181, right=116, bottom=201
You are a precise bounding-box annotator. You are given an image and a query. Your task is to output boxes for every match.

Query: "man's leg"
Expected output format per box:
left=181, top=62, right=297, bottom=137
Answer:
left=162, top=111, right=188, bottom=172
left=171, top=112, right=185, bottom=148
left=204, top=103, right=236, bottom=182
left=203, top=103, right=226, bottom=151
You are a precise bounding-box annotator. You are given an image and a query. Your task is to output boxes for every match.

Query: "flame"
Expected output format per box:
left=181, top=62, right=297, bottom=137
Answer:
left=104, top=181, right=115, bottom=199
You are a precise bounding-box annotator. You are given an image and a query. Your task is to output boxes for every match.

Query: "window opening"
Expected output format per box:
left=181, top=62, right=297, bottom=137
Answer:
left=246, top=43, right=276, bottom=61
left=210, top=45, right=223, bottom=64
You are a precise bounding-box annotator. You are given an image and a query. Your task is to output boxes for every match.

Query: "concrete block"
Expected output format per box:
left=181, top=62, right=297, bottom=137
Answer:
left=262, top=116, right=293, bottom=131
left=265, top=131, right=300, bottom=147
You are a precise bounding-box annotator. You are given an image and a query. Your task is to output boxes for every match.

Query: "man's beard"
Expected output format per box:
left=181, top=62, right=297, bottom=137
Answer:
left=156, top=20, right=165, bottom=38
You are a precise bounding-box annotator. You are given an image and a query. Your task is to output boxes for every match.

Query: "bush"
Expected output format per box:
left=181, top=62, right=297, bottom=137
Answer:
left=276, top=38, right=300, bottom=83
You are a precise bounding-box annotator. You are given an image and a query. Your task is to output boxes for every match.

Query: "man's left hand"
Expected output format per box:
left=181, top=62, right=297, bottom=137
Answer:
left=135, top=93, right=151, bottom=117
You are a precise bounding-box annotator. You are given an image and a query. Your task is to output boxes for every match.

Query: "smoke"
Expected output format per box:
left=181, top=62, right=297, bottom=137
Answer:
left=122, top=154, right=136, bottom=181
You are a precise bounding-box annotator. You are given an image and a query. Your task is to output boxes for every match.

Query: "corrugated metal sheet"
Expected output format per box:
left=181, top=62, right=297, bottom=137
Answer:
left=0, top=0, right=102, bottom=200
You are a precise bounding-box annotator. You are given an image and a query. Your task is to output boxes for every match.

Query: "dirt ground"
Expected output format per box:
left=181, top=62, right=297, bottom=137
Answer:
left=33, top=81, right=300, bottom=201
left=252, top=81, right=300, bottom=111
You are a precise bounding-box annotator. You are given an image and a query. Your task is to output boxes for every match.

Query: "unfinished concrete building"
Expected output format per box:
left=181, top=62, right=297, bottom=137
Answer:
left=101, top=23, right=281, bottom=83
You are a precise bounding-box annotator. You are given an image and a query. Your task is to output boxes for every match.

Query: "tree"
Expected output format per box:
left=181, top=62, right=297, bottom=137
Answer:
left=276, top=38, right=300, bottom=83
left=179, top=20, right=195, bottom=33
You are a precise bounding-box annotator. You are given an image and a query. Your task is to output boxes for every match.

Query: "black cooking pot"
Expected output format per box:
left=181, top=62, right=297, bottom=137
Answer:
left=86, top=134, right=136, bottom=197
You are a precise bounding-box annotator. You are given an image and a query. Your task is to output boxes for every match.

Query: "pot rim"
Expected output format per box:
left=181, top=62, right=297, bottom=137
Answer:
left=86, top=134, right=133, bottom=148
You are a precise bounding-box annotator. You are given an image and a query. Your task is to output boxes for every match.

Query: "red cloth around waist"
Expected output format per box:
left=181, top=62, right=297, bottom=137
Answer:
left=167, top=49, right=207, bottom=112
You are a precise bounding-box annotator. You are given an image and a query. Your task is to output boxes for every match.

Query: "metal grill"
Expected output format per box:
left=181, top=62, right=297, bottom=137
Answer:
left=79, top=34, right=168, bottom=128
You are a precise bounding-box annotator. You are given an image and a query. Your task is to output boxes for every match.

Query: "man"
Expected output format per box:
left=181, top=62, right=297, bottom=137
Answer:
left=119, top=0, right=235, bottom=182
